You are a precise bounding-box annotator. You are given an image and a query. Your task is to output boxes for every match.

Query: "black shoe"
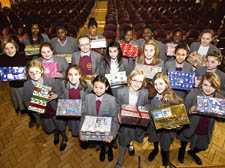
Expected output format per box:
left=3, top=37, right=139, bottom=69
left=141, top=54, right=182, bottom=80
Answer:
left=99, top=147, right=105, bottom=162
left=148, top=148, right=159, bottom=161
left=60, top=140, right=67, bottom=151
left=188, top=150, right=202, bottom=165
left=128, top=144, right=135, bottom=156
left=178, top=148, right=185, bottom=163
left=80, top=141, right=89, bottom=150
left=21, top=109, right=27, bottom=114
left=108, top=147, right=113, bottom=162
left=15, top=108, right=20, bottom=114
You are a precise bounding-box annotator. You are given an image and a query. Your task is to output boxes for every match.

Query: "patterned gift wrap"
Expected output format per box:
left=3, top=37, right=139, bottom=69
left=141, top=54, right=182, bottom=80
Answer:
left=56, top=99, right=82, bottom=117
left=168, top=71, right=195, bottom=90
left=24, top=44, right=40, bottom=56
left=55, top=54, right=72, bottom=63
left=28, top=84, right=52, bottom=113
left=42, top=62, right=59, bottom=78
left=196, top=96, right=225, bottom=119
left=151, top=104, right=189, bottom=129
left=187, top=52, right=206, bottom=67
left=120, top=43, right=138, bottom=57
left=0, top=66, right=26, bottom=81
left=135, top=64, right=162, bottom=79
left=166, top=43, right=178, bottom=56
left=120, top=104, right=150, bottom=127
left=90, top=39, right=107, bottom=48
left=80, top=116, right=112, bottom=141
left=105, top=71, right=127, bottom=86
left=194, top=76, right=202, bottom=88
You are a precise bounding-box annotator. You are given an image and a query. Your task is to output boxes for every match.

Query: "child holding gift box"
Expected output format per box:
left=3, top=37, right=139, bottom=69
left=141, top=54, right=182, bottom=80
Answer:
left=148, top=72, right=183, bottom=166
left=38, top=42, right=69, bottom=79
left=177, top=72, right=224, bottom=165
left=80, top=75, right=119, bottom=162
left=114, top=69, right=149, bottom=168
left=60, top=65, right=92, bottom=146
left=195, top=51, right=225, bottom=96
left=23, top=59, right=68, bottom=151
left=164, top=43, right=193, bottom=99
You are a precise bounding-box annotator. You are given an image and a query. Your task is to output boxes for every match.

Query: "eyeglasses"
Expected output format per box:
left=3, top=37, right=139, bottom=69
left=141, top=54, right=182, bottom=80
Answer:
left=131, top=79, right=143, bottom=84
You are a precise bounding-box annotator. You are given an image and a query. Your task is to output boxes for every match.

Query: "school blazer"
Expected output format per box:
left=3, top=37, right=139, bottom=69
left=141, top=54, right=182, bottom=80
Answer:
left=60, top=80, right=93, bottom=100
left=23, top=33, right=50, bottom=46
left=181, top=88, right=224, bottom=140
left=71, top=51, right=102, bottom=75
left=164, top=59, right=193, bottom=73
left=189, top=42, right=220, bottom=55
left=80, top=93, right=119, bottom=138
left=23, top=77, right=61, bottom=110
left=38, top=56, right=69, bottom=78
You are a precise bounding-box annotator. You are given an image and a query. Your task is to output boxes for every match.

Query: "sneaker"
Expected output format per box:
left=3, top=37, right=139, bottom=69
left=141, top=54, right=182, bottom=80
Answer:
left=128, top=144, right=135, bottom=156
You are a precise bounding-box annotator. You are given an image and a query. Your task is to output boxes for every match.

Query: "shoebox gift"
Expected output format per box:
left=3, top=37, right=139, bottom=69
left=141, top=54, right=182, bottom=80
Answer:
left=28, top=84, right=52, bottom=113
left=151, top=104, right=189, bottom=129
left=90, top=39, right=107, bottom=48
left=135, top=64, right=162, bottom=79
left=168, top=71, right=195, bottom=90
left=166, top=43, right=178, bottom=56
left=187, top=52, right=206, bottom=67
left=42, top=62, right=59, bottom=78
left=55, top=54, right=72, bottom=63
left=120, top=104, right=150, bottom=127
left=195, top=96, right=225, bottom=119
left=0, top=66, right=26, bottom=81
left=120, top=43, right=138, bottom=57
left=25, top=44, right=40, bottom=56
left=105, top=71, right=127, bottom=87
left=56, top=99, right=82, bottom=117
left=80, top=116, right=112, bottom=141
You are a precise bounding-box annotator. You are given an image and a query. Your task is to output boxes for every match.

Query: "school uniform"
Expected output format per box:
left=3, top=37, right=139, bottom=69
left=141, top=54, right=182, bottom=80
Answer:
left=177, top=88, right=224, bottom=150
left=23, top=77, right=66, bottom=133
left=137, top=38, right=167, bottom=61
left=60, top=80, right=92, bottom=136
left=50, top=36, right=78, bottom=54
left=164, top=59, right=193, bottom=99
left=88, top=34, right=105, bottom=40
left=23, top=33, right=50, bottom=46
left=195, top=67, right=225, bottom=96
left=71, top=50, right=102, bottom=75
left=189, top=42, right=220, bottom=56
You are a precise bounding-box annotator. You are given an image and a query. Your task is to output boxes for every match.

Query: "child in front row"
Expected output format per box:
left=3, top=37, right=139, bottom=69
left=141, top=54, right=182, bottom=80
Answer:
left=177, top=72, right=224, bottom=165
left=60, top=65, right=92, bottom=148
left=114, top=69, right=149, bottom=168
left=23, top=60, right=68, bottom=151
left=147, top=72, right=183, bottom=166
left=80, top=76, right=119, bottom=162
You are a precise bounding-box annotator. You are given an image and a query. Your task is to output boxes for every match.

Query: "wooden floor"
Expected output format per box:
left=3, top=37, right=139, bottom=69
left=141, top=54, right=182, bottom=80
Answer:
left=1, top=1, right=225, bottom=168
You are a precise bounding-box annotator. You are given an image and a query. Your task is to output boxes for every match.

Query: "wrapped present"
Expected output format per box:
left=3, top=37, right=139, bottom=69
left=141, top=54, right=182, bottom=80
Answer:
left=90, top=39, right=107, bottom=48
left=0, top=66, right=26, bottom=81
left=135, top=64, right=162, bottom=79
left=56, top=99, right=82, bottom=117
left=42, top=62, right=59, bottom=78
left=166, top=43, right=178, bottom=56
left=120, top=104, right=150, bottom=127
left=80, top=116, right=112, bottom=141
left=151, top=104, right=189, bottom=129
left=55, top=54, right=72, bottom=63
left=196, top=96, right=225, bottom=119
left=83, top=75, right=95, bottom=85
left=105, top=71, right=127, bottom=87
left=120, top=43, right=138, bottom=57
left=187, top=52, right=206, bottom=67
left=28, top=84, right=52, bottom=113
left=24, top=44, right=40, bottom=56
left=194, top=76, right=202, bottom=88
left=168, top=71, right=195, bottom=90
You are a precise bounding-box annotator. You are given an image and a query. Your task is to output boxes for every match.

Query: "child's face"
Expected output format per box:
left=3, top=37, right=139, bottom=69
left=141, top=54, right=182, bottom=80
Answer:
left=124, top=30, right=133, bottom=43
left=88, top=25, right=97, bottom=37
left=201, top=33, right=212, bottom=46
left=154, top=78, right=167, bottom=94
left=206, top=56, right=220, bottom=70
left=57, top=28, right=67, bottom=41
left=68, top=68, right=81, bottom=85
left=143, top=28, right=153, bottom=41
left=31, top=24, right=39, bottom=36
left=130, top=75, right=144, bottom=92
left=28, top=67, right=43, bottom=81
left=4, top=42, right=16, bottom=57
left=41, top=46, right=54, bottom=60
left=109, top=47, right=118, bottom=60
left=173, top=31, right=182, bottom=44
left=93, top=81, right=108, bottom=97
left=78, top=37, right=90, bottom=53
left=175, top=48, right=187, bottom=65
left=202, top=79, right=215, bottom=96
left=144, top=44, right=155, bottom=60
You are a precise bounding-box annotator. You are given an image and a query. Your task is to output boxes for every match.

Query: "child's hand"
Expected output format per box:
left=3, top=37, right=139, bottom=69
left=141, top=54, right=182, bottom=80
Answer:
left=104, top=136, right=113, bottom=143
left=48, top=92, right=58, bottom=101
left=189, top=106, right=197, bottom=114
left=118, top=113, right=121, bottom=123
left=56, top=72, right=63, bottom=78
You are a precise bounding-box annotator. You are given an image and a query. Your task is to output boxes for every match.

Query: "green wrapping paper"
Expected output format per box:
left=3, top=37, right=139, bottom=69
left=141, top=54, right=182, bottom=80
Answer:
left=151, top=104, right=189, bottom=129
left=25, top=44, right=40, bottom=56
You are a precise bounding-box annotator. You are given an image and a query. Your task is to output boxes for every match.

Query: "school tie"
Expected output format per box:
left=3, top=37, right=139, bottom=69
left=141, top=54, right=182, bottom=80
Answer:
left=96, top=100, right=101, bottom=116
left=176, top=67, right=182, bottom=71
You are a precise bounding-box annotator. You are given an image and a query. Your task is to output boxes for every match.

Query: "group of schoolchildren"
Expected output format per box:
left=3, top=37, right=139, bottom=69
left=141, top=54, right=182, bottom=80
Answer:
left=0, top=17, right=225, bottom=168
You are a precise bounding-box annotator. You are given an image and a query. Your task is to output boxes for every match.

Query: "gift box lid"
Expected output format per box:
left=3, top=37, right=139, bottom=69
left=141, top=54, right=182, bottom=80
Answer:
left=42, top=62, right=59, bottom=78
left=120, top=43, right=138, bottom=57
left=56, top=99, right=82, bottom=116
left=90, top=39, right=107, bottom=48
left=105, top=71, right=127, bottom=86
left=0, top=66, right=26, bottom=81
left=135, top=64, right=162, bottom=79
